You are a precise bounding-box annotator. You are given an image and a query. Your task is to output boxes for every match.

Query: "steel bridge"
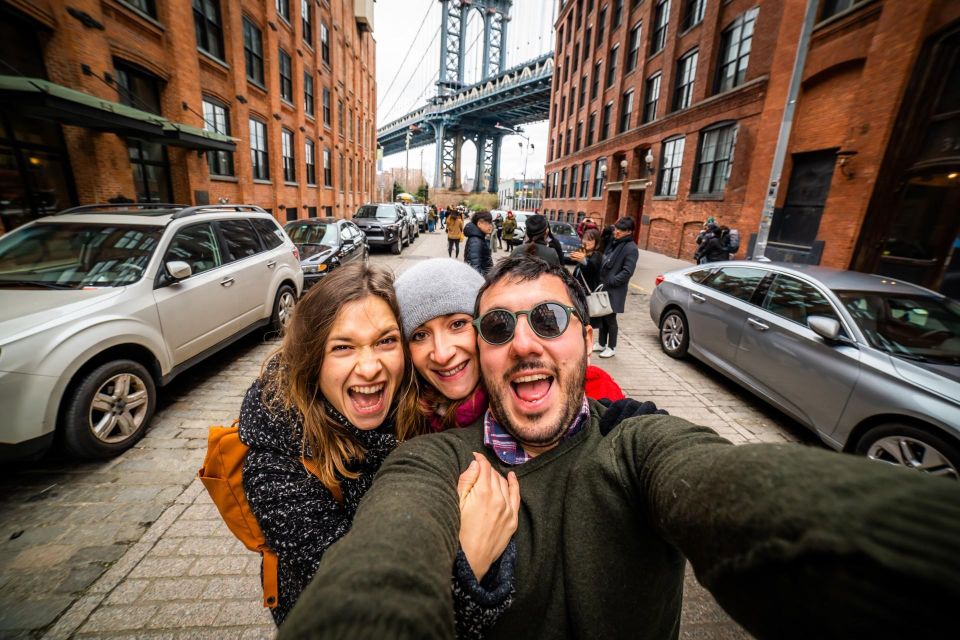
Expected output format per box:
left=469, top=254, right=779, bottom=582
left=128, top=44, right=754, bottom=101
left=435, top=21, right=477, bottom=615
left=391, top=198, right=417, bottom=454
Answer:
left=376, top=0, right=553, bottom=192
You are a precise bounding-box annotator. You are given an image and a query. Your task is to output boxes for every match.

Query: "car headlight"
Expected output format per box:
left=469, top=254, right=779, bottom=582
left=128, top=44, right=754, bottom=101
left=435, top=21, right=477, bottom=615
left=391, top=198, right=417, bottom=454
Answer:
left=302, top=265, right=317, bottom=274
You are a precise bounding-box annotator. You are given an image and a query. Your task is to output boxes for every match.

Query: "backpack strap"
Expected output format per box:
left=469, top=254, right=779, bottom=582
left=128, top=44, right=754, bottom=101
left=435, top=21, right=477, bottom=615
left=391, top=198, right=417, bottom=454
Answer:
left=260, top=548, right=279, bottom=608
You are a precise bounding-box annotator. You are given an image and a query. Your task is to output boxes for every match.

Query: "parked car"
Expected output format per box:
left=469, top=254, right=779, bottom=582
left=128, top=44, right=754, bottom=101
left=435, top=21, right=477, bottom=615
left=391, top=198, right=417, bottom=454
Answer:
left=649, top=261, right=960, bottom=479
left=511, top=211, right=537, bottom=239
left=0, top=203, right=303, bottom=461
left=352, top=203, right=410, bottom=254
left=407, top=204, right=429, bottom=232
left=398, top=204, right=420, bottom=241
left=549, top=221, right=580, bottom=263
left=284, top=217, right=368, bottom=290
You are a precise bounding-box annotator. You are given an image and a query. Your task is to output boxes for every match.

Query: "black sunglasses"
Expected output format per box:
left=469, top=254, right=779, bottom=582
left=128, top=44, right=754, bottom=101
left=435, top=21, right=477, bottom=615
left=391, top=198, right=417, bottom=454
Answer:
left=473, top=302, right=582, bottom=345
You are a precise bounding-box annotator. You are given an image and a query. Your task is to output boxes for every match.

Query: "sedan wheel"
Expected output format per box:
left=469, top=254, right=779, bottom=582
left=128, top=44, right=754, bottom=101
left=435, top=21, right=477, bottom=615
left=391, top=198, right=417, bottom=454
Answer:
left=63, top=360, right=156, bottom=458
left=659, top=309, right=689, bottom=358
left=269, top=284, right=297, bottom=334
left=856, top=424, right=960, bottom=480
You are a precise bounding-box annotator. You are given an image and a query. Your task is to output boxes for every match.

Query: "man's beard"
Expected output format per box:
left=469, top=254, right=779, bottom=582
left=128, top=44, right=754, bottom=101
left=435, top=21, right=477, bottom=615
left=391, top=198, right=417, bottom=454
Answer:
left=487, top=354, right=588, bottom=450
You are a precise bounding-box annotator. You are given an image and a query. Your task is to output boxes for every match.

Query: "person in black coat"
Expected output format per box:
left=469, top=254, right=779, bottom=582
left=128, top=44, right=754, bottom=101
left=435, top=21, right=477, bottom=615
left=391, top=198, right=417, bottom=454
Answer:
left=596, top=217, right=639, bottom=358
left=694, top=224, right=730, bottom=263
left=570, top=228, right=606, bottom=349
left=463, top=211, right=494, bottom=275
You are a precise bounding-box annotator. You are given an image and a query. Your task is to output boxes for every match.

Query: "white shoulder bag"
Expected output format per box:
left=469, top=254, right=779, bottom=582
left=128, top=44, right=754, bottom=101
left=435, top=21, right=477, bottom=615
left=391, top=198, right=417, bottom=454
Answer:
left=578, top=271, right=614, bottom=318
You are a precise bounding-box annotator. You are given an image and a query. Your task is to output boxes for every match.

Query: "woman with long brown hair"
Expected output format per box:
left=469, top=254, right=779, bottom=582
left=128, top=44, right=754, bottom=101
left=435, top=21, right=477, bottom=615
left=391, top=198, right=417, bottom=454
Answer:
left=239, top=262, right=519, bottom=634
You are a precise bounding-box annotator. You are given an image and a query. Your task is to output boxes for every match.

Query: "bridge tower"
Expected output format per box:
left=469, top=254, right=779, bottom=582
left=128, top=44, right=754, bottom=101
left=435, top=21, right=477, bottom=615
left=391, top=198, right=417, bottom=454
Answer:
left=432, top=0, right=512, bottom=193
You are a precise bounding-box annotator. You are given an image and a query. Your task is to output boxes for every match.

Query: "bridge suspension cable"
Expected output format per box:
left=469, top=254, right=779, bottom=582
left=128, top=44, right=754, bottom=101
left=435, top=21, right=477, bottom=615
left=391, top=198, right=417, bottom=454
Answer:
left=379, top=23, right=441, bottom=125
left=376, top=1, right=439, bottom=116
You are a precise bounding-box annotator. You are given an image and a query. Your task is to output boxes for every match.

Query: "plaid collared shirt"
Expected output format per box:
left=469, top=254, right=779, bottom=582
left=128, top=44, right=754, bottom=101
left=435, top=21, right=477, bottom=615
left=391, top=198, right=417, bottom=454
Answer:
left=483, top=395, right=591, bottom=465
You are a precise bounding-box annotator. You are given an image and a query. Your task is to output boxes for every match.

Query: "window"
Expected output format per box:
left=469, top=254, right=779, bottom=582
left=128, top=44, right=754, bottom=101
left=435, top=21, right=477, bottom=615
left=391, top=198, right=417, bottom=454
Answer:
left=301, top=0, right=313, bottom=46
left=243, top=18, right=265, bottom=85
left=568, top=92, right=574, bottom=116
left=561, top=96, right=567, bottom=120
left=323, top=205, right=333, bottom=217
left=323, top=147, right=332, bottom=186
left=304, top=73, right=315, bottom=116
left=569, top=165, right=579, bottom=199
left=115, top=62, right=162, bottom=114
left=601, top=102, right=613, bottom=140
left=573, top=44, right=580, bottom=71
left=557, top=132, right=564, bottom=159
left=627, top=22, right=642, bottom=72
left=322, top=87, right=331, bottom=126
left=252, top=218, right=285, bottom=249
left=715, top=8, right=758, bottom=94
left=606, top=45, right=619, bottom=87
left=320, top=22, right=330, bottom=64
left=580, top=161, right=591, bottom=198
left=619, top=90, right=634, bottom=133
left=703, top=266, right=767, bottom=303
left=579, top=75, right=588, bottom=108
left=193, top=0, right=224, bottom=59
left=339, top=153, right=345, bottom=191
left=657, top=136, right=684, bottom=196
left=282, top=129, right=296, bottom=182
left=305, top=139, right=316, bottom=185
left=587, top=112, right=596, bottom=146
left=127, top=140, right=171, bottom=203
left=276, top=0, right=290, bottom=22
left=202, top=99, right=233, bottom=177
left=819, top=0, right=868, bottom=21
left=593, top=157, right=607, bottom=197
left=584, top=27, right=593, bottom=58
left=592, top=61, right=602, bottom=99
left=651, top=0, right=670, bottom=54
left=613, top=0, right=624, bottom=28
left=249, top=119, right=269, bottom=180
left=673, top=49, right=698, bottom=111
left=285, top=207, right=298, bottom=223
left=563, top=55, right=570, bottom=82
left=122, top=0, right=156, bottom=17
left=219, top=219, right=262, bottom=260
left=643, top=73, right=661, bottom=123
left=338, top=100, right=344, bottom=137
left=694, top=123, right=736, bottom=194
left=575, top=121, right=583, bottom=151
left=165, top=224, right=221, bottom=276
left=560, top=168, right=568, bottom=197
left=349, top=107, right=354, bottom=140
left=597, top=6, right=607, bottom=46
left=565, top=127, right=572, bottom=155
left=682, top=0, right=706, bottom=31
left=279, top=49, right=293, bottom=102
left=763, top=275, right=839, bottom=326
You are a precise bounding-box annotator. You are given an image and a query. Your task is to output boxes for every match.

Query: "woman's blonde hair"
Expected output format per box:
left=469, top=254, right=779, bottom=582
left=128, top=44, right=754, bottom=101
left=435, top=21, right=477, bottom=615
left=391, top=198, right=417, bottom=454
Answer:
left=261, top=263, right=425, bottom=500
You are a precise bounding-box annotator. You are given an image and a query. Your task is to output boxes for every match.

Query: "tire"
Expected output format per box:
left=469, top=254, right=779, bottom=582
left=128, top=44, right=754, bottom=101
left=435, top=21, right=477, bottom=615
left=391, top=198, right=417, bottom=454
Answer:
left=402, top=229, right=409, bottom=247
left=63, top=360, right=156, bottom=459
left=855, top=423, right=960, bottom=480
left=391, top=237, right=402, bottom=255
left=659, top=309, right=689, bottom=358
left=270, top=284, right=297, bottom=334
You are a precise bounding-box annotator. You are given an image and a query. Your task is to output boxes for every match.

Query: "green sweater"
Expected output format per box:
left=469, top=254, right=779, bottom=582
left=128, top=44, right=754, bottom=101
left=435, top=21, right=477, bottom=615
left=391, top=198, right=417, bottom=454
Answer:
left=280, top=405, right=960, bottom=639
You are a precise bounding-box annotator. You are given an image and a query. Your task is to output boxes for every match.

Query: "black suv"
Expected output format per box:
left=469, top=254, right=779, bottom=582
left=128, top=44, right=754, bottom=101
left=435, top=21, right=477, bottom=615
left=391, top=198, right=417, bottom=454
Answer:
left=353, top=203, right=411, bottom=254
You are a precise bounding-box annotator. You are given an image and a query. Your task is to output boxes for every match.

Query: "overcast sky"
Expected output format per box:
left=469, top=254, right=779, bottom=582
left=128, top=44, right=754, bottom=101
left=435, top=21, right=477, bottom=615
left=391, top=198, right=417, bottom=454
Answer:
left=373, top=0, right=555, bottom=188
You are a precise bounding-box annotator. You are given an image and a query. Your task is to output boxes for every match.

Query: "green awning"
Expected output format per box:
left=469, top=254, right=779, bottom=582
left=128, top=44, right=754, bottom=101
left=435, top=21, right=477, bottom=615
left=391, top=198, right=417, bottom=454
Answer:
left=162, top=122, right=237, bottom=152
left=0, top=75, right=167, bottom=137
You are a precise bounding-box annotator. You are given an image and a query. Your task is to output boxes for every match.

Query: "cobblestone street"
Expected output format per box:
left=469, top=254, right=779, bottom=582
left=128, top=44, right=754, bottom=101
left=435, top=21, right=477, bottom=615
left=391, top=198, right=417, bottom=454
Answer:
left=0, top=231, right=814, bottom=639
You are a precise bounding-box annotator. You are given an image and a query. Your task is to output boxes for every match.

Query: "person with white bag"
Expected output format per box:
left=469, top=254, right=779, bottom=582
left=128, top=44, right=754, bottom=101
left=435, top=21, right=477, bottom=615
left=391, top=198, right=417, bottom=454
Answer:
left=570, top=227, right=614, bottom=355
left=593, top=217, right=639, bottom=358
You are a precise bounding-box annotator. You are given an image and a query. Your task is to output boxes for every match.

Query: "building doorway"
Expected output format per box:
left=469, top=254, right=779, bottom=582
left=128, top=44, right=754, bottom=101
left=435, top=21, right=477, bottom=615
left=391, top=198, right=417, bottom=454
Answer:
left=770, top=150, right=835, bottom=251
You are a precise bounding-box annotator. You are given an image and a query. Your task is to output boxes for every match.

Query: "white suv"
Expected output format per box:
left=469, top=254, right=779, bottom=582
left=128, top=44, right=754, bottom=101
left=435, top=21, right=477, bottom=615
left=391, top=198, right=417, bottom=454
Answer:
left=0, top=204, right=303, bottom=460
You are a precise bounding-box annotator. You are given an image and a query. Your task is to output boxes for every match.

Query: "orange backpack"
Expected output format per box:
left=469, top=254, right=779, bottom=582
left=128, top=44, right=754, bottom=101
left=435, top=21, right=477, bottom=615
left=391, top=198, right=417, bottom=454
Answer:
left=198, top=422, right=279, bottom=609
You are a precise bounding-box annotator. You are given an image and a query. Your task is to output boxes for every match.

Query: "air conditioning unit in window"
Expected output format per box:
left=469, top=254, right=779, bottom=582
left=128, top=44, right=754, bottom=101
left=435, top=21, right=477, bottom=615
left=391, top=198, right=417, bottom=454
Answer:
left=355, top=0, right=374, bottom=32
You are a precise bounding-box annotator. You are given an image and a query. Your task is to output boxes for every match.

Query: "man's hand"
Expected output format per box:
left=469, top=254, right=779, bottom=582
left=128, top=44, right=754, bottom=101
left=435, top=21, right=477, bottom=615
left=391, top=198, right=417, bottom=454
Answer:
left=598, top=398, right=668, bottom=436
left=456, top=453, right=520, bottom=580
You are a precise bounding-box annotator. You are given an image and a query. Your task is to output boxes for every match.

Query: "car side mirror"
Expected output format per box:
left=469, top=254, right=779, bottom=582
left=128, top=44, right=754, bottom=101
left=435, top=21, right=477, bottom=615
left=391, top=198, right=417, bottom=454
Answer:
left=808, top=315, right=841, bottom=341
left=166, top=261, right=192, bottom=281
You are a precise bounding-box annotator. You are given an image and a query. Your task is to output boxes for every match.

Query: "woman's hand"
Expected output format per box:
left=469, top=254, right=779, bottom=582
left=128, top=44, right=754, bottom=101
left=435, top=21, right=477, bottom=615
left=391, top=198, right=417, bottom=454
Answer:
left=571, top=250, right=585, bottom=263
left=456, top=453, right=520, bottom=581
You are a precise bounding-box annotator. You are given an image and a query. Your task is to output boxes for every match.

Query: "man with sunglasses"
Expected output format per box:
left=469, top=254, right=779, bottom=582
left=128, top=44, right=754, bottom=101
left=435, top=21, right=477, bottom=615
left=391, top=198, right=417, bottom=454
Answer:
left=281, top=256, right=960, bottom=640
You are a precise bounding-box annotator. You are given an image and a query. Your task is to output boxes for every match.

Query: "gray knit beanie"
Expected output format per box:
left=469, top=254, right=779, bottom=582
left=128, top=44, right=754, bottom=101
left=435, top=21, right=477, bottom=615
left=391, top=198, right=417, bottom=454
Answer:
left=394, top=258, right=485, bottom=340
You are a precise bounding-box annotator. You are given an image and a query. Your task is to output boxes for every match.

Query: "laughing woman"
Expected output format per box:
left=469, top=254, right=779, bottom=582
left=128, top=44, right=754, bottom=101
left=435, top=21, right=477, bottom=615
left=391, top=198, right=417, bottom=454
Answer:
left=239, top=263, right=519, bottom=634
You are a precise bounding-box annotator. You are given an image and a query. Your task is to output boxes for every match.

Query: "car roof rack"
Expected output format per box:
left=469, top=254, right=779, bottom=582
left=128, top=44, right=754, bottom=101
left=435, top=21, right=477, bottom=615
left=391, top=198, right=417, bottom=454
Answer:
left=56, top=203, right=187, bottom=215
left=170, top=204, right=269, bottom=219
left=54, top=203, right=270, bottom=220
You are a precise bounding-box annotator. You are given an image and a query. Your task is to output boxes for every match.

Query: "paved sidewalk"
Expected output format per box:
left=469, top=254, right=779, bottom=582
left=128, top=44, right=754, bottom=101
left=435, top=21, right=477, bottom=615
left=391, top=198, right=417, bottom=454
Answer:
left=9, top=231, right=807, bottom=639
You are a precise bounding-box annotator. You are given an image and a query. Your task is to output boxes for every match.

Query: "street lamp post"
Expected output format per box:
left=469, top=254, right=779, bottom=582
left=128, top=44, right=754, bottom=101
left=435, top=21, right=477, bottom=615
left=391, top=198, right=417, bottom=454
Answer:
left=495, top=122, right=534, bottom=209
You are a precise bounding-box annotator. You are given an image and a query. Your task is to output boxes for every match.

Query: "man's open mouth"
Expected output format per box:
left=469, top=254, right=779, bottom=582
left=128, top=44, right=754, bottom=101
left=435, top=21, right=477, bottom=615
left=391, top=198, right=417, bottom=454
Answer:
left=435, top=361, right=469, bottom=380
left=348, top=383, right=386, bottom=415
left=510, top=373, right=554, bottom=407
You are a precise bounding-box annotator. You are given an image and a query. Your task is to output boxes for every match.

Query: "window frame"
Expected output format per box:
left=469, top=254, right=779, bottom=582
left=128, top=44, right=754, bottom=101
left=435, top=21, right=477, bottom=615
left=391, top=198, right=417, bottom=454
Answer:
left=715, top=8, right=759, bottom=94
left=202, top=97, right=234, bottom=177
left=305, top=138, right=316, bottom=185
left=249, top=118, right=269, bottom=181
left=281, top=128, right=296, bottom=183
left=193, top=0, right=225, bottom=60
left=650, top=0, right=670, bottom=55
left=627, top=22, right=642, bottom=72
left=619, top=89, right=634, bottom=133
left=643, top=72, right=661, bottom=123
left=693, top=122, right=737, bottom=195
left=656, top=135, right=685, bottom=197
left=279, top=48, right=293, bottom=103
left=304, top=72, right=315, bottom=116
left=673, top=48, right=698, bottom=111
left=242, top=17, right=265, bottom=85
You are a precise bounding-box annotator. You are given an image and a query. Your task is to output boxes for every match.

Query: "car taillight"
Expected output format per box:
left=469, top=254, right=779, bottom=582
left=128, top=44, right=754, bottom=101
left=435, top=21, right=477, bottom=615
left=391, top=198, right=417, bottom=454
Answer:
left=292, top=246, right=300, bottom=260
left=654, top=275, right=664, bottom=286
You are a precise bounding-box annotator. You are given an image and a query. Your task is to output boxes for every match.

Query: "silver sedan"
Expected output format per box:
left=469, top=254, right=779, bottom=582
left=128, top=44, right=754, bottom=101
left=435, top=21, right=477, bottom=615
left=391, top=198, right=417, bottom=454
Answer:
left=649, top=262, right=960, bottom=479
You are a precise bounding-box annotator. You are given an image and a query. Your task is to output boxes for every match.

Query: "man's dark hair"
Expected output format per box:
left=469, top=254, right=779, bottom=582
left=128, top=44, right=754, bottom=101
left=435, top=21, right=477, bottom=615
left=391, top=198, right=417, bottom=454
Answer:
left=474, top=255, right=590, bottom=329
left=471, top=210, right=493, bottom=225
left=614, top=216, right=636, bottom=232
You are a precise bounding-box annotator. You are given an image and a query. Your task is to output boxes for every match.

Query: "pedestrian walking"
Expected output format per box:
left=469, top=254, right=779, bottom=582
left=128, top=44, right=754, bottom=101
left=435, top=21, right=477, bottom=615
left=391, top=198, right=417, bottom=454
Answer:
left=510, top=214, right=560, bottom=265
left=463, top=211, right=494, bottom=275
left=570, top=227, right=606, bottom=351
left=493, top=213, right=504, bottom=250
left=445, top=211, right=464, bottom=258
left=439, top=207, right=448, bottom=229
left=595, top=216, right=639, bottom=358
left=502, top=211, right=517, bottom=249
left=427, top=207, right=437, bottom=233
left=694, top=223, right=730, bottom=264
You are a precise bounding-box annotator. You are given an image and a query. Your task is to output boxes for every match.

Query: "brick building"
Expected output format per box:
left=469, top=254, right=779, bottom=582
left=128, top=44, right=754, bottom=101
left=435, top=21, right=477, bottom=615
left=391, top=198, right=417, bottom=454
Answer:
left=543, top=0, right=960, bottom=297
left=0, top=0, right=377, bottom=232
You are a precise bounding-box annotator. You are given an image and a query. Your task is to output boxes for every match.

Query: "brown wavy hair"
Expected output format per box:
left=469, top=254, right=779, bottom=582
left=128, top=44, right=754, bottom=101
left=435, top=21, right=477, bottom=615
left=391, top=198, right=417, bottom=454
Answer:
left=260, top=263, right=424, bottom=501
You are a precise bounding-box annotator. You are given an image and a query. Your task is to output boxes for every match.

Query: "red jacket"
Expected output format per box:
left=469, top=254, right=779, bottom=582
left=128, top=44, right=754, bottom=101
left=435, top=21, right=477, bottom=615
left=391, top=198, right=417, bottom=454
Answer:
left=584, top=365, right=625, bottom=402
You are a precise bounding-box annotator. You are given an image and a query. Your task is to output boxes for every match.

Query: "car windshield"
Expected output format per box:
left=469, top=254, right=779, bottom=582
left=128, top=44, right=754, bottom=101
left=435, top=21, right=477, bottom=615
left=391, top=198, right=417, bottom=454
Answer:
left=355, top=205, right=397, bottom=220
left=551, top=224, right=577, bottom=237
left=837, top=291, right=960, bottom=364
left=0, top=222, right=163, bottom=289
left=284, top=222, right=336, bottom=245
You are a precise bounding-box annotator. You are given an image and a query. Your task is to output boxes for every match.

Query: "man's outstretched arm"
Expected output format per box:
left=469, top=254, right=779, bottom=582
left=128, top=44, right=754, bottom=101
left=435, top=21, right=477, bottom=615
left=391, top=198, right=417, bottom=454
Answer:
left=279, top=435, right=465, bottom=640
left=611, top=414, right=960, bottom=639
